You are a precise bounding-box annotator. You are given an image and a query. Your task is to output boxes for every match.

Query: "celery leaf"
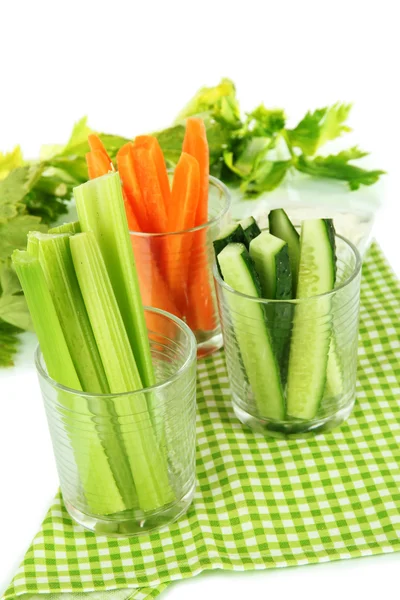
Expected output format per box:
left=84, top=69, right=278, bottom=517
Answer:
left=287, top=103, right=352, bottom=155
left=295, top=148, right=385, bottom=190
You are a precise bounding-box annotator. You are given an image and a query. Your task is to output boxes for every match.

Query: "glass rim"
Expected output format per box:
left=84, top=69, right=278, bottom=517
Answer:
left=213, top=232, right=362, bottom=304
left=129, top=175, right=231, bottom=238
left=34, top=306, right=197, bottom=399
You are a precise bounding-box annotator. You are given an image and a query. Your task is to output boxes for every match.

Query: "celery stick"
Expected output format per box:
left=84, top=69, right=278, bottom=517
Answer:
left=11, top=250, right=125, bottom=515
left=73, top=173, right=155, bottom=388
left=27, top=232, right=40, bottom=257
left=12, top=250, right=81, bottom=388
left=32, top=232, right=138, bottom=507
left=34, top=232, right=109, bottom=393
left=70, top=232, right=174, bottom=512
left=49, top=221, right=81, bottom=234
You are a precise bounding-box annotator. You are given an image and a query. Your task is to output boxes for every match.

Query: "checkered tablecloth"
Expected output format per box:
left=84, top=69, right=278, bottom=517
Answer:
left=3, top=242, right=400, bottom=600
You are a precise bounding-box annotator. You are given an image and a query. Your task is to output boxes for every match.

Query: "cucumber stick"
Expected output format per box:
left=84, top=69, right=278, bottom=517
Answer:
left=218, top=243, right=285, bottom=420
left=239, top=216, right=261, bottom=247
left=268, top=209, right=300, bottom=293
left=33, top=232, right=138, bottom=508
left=249, top=232, right=292, bottom=380
left=249, top=232, right=292, bottom=300
left=70, top=232, right=174, bottom=512
left=213, top=222, right=246, bottom=257
left=11, top=250, right=125, bottom=516
left=213, top=217, right=261, bottom=259
left=74, top=172, right=155, bottom=389
left=325, top=334, right=343, bottom=398
left=286, top=219, right=336, bottom=419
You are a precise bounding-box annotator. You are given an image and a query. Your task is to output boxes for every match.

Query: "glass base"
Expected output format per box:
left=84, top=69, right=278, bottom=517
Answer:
left=195, top=329, right=223, bottom=359
left=233, top=394, right=356, bottom=439
left=65, top=483, right=195, bottom=537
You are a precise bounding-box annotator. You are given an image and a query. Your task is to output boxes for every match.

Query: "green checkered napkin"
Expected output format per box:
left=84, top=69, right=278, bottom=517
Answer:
left=3, top=242, right=400, bottom=600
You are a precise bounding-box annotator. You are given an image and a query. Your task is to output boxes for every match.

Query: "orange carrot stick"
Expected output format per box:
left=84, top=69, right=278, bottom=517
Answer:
left=86, top=136, right=179, bottom=333
left=134, top=136, right=171, bottom=214
left=182, top=118, right=216, bottom=332
left=131, top=144, right=168, bottom=233
left=182, top=118, right=209, bottom=226
left=86, top=150, right=112, bottom=179
left=88, top=134, right=109, bottom=156
left=117, top=143, right=150, bottom=231
left=166, top=153, right=200, bottom=311
left=168, top=153, right=200, bottom=232
left=124, top=194, right=140, bottom=231
left=131, top=235, right=181, bottom=336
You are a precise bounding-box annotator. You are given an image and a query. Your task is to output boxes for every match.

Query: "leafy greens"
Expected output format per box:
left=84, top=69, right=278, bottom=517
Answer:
left=0, top=79, right=384, bottom=366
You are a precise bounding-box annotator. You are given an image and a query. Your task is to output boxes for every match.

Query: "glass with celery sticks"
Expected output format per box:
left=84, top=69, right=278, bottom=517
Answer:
left=214, top=224, right=362, bottom=438
left=35, top=307, right=197, bottom=536
left=130, top=175, right=231, bottom=358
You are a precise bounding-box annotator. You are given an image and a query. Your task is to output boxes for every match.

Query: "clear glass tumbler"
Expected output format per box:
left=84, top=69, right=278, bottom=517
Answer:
left=214, top=235, right=362, bottom=438
left=130, top=175, right=231, bottom=358
left=35, top=308, right=197, bottom=536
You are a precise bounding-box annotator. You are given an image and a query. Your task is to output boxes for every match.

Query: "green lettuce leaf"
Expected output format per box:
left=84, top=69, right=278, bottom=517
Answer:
left=0, top=260, right=32, bottom=339
left=0, top=294, right=31, bottom=330
left=0, top=215, right=46, bottom=261
left=0, top=259, right=21, bottom=296
left=0, top=146, right=23, bottom=180
left=0, top=322, right=22, bottom=367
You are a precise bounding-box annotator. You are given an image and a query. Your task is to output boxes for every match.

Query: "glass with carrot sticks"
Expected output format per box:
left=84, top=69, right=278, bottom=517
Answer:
left=130, top=174, right=231, bottom=357
left=86, top=119, right=232, bottom=356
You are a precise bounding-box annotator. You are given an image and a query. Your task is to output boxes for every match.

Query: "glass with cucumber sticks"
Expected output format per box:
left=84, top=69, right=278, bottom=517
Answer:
left=13, top=172, right=197, bottom=535
left=213, top=210, right=362, bottom=438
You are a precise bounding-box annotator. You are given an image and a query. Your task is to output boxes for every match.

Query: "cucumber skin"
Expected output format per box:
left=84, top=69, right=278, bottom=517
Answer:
left=269, top=244, right=293, bottom=384
left=240, top=217, right=261, bottom=248
left=324, top=219, right=337, bottom=282
left=250, top=235, right=293, bottom=386
left=286, top=219, right=336, bottom=420
left=268, top=209, right=300, bottom=293
left=213, top=224, right=246, bottom=257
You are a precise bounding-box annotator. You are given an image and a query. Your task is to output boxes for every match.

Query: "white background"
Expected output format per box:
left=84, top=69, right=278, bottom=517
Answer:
left=0, top=1, right=399, bottom=598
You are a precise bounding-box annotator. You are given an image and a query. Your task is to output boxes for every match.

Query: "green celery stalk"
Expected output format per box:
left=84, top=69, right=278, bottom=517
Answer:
left=70, top=232, right=174, bottom=512
left=34, top=232, right=109, bottom=393
left=73, top=173, right=155, bottom=389
left=11, top=250, right=125, bottom=516
left=32, top=231, right=138, bottom=507
left=27, top=232, right=40, bottom=257
left=49, top=221, right=81, bottom=234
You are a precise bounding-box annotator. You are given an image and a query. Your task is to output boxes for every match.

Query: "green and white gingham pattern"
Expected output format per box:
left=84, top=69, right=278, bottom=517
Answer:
left=3, top=242, right=400, bottom=600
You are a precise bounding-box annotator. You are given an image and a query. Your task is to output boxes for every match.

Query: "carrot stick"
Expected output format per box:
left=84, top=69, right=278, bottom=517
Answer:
left=117, top=143, right=150, bottom=231
left=134, top=136, right=171, bottom=215
left=86, top=150, right=112, bottom=179
left=166, top=153, right=200, bottom=311
left=86, top=137, right=179, bottom=334
left=131, top=235, right=181, bottom=338
left=88, top=134, right=109, bottom=156
left=182, top=118, right=216, bottom=332
left=168, top=153, right=200, bottom=232
left=182, top=118, right=209, bottom=226
left=124, top=194, right=140, bottom=231
left=131, top=144, right=168, bottom=233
